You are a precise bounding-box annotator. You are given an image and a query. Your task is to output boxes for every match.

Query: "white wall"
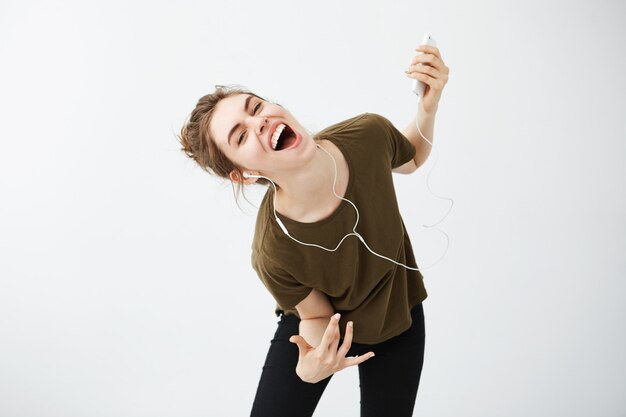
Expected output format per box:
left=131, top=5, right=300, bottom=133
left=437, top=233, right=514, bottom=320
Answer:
left=1, top=0, right=625, bottom=416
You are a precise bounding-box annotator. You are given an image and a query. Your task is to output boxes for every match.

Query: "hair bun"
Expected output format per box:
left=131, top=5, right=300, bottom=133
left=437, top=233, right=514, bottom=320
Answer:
left=178, top=125, right=194, bottom=158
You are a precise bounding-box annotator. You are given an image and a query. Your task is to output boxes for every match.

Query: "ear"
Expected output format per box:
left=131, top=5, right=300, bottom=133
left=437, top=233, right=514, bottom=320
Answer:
left=229, top=169, right=258, bottom=185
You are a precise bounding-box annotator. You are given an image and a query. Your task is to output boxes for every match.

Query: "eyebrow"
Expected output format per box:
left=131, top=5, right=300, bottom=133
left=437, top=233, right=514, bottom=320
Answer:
left=227, top=95, right=254, bottom=146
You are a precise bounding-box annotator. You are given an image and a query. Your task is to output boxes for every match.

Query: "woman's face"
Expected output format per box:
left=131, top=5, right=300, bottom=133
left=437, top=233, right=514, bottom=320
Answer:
left=209, top=94, right=317, bottom=180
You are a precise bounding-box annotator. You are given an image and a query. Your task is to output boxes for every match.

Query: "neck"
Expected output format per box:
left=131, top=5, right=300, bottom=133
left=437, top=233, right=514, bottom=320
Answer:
left=272, top=143, right=341, bottom=221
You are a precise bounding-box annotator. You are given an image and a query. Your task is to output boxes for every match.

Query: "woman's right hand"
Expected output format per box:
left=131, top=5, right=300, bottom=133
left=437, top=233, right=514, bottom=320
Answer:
left=289, top=313, right=375, bottom=384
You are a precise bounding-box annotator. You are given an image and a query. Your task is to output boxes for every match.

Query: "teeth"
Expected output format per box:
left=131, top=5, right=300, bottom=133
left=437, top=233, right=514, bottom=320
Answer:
left=271, top=124, right=286, bottom=150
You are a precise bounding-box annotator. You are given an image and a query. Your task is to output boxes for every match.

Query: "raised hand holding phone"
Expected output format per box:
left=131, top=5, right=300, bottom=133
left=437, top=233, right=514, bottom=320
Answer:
left=412, top=33, right=438, bottom=99
left=405, top=33, right=449, bottom=114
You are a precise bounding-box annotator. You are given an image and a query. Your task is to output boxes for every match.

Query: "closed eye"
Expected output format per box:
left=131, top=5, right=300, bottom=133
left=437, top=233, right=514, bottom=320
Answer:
left=238, top=101, right=263, bottom=145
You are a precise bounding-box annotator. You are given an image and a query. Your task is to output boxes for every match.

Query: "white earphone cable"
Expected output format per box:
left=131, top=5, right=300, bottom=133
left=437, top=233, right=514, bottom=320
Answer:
left=414, top=96, right=454, bottom=228
left=257, top=101, right=452, bottom=271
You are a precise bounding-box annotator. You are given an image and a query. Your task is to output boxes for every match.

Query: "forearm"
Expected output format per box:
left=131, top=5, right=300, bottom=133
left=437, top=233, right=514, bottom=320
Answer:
left=299, top=316, right=334, bottom=348
left=402, top=103, right=438, bottom=168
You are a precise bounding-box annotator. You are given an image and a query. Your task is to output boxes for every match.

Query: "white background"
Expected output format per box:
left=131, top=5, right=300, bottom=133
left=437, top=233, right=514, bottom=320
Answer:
left=1, top=0, right=625, bottom=416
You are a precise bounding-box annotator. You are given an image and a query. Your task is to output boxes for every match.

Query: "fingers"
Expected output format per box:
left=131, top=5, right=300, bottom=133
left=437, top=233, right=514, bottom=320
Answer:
left=416, top=44, right=442, bottom=60
left=408, top=55, right=448, bottom=75
left=406, top=64, right=439, bottom=80
left=405, top=59, right=449, bottom=93
left=344, top=351, right=376, bottom=368
left=289, top=335, right=312, bottom=356
left=408, top=45, right=449, bottom=76
left=337, top=321, right=375, bottom=370
left=409, top=53, right=442, bottom=70
left=319, top=313, right=341, bottom=352
left=337, top=321, right=354, bottom=357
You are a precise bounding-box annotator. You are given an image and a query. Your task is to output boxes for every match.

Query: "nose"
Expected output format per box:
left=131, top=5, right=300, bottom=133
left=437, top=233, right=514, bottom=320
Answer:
left=255, top=117, right=268, bottom=137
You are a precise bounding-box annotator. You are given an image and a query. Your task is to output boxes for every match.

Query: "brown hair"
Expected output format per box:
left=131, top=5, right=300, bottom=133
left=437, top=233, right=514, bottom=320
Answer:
left=177, top=85, right=270, bottom=198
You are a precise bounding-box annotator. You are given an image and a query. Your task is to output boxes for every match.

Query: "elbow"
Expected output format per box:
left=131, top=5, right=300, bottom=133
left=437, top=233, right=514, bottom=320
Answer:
left=415, top=146, right=434, bottom=169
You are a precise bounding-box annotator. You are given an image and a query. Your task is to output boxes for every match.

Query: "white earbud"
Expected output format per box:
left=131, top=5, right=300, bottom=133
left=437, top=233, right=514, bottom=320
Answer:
left=243, top=171, right=262, bottom=179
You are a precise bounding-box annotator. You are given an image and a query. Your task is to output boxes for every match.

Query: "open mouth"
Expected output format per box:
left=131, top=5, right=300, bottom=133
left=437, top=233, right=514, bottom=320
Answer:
left=271, top=123, right=299, bottom=151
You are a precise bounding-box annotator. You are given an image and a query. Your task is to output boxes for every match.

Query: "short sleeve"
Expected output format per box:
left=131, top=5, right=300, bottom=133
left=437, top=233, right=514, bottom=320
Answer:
left=251, top=250, right=312, bottom=311
left=369, top=113, right=416, bottom=168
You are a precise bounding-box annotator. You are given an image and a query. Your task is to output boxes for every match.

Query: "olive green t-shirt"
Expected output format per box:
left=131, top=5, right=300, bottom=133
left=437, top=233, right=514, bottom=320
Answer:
left=251, top=113, right=427, bottom=344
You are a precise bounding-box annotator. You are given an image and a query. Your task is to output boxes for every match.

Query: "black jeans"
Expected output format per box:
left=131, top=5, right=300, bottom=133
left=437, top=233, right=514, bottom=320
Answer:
left=250, top=303, right=426, bottom=417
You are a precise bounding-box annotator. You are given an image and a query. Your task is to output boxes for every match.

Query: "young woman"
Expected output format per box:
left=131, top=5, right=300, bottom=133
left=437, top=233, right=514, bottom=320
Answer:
left=179, top=45, right=449, bottom=417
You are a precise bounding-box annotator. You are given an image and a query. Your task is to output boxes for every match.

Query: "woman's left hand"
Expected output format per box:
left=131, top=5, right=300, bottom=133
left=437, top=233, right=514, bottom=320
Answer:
left=405, top=45, right=450, bottom=115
